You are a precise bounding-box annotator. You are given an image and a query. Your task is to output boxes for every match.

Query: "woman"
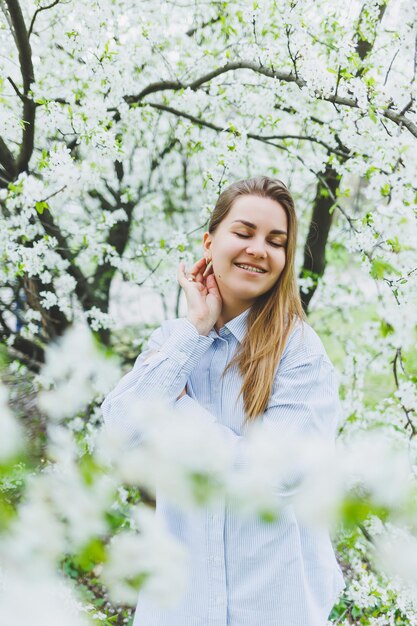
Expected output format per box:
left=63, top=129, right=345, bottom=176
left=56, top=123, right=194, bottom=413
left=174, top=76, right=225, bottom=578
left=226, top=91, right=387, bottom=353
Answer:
left=101, top=176, right=345, bottom=626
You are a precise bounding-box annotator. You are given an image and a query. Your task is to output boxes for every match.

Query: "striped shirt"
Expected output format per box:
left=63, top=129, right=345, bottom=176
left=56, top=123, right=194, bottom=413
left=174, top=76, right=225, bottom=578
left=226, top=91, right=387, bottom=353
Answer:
left=101, top=307, right=345, bottom=626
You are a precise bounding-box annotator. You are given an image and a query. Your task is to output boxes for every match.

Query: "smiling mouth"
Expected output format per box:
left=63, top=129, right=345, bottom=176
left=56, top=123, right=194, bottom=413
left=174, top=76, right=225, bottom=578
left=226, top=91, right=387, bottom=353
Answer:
left=234, top=263, right=267, bottom=275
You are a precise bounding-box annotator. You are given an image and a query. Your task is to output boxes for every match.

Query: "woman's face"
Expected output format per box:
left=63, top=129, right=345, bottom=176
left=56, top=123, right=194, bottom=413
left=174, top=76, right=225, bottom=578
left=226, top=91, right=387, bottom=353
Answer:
left=203, top=194, right=288, bottom=308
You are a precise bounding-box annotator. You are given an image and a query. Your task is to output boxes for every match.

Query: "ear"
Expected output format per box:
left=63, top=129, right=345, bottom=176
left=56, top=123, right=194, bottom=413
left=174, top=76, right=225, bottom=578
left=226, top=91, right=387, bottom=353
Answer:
left=202, top=231, right=212, bottom=257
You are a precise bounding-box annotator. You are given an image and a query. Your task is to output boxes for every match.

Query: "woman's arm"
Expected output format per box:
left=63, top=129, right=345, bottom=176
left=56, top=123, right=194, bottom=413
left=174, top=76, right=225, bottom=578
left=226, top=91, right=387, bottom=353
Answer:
left=175, top=350, right=341, bottom=498
left=100, top=319, right=214, bottom=445
left=101, top=253, right=223, bottom=448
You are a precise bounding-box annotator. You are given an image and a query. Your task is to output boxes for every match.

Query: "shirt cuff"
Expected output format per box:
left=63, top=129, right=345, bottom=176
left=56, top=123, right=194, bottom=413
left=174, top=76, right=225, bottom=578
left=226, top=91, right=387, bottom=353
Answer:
left=159, top=318, right=214, bottom=370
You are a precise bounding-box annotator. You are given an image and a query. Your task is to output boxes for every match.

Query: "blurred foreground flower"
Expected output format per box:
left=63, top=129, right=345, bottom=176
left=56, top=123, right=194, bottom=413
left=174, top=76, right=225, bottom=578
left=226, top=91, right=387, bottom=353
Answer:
left=1, top=319, right=417, bottom=623
left=38, top=323, right=121, bottom=421
left=102, top=504, right=188, bottom=606
left=0, top=569, right=91, bottom=626
left=98, top=397, right=234, bottom=508
left=0, top=383, right=24, bottom=460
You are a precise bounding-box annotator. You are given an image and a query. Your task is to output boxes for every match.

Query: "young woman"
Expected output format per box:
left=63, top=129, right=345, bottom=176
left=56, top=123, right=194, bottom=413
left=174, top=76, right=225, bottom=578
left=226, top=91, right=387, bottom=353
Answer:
left=101, top=176, right=345, bottom=626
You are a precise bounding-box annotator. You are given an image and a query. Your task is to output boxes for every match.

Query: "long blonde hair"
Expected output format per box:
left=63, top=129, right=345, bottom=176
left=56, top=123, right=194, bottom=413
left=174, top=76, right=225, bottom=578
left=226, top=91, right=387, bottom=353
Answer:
left=208, top=176, right=306, bottom=425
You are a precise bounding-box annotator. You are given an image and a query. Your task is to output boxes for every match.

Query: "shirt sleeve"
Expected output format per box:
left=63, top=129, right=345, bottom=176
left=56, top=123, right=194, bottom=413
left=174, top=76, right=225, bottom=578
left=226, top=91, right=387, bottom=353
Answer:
left=175, top=350, right=341, bottom=498
left=100, top=318, right=214, bottom=446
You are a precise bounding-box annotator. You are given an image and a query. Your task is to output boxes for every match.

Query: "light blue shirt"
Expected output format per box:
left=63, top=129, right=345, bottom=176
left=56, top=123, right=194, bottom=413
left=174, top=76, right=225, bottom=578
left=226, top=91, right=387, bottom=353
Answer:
left=101, top=307, right=345, bottom=626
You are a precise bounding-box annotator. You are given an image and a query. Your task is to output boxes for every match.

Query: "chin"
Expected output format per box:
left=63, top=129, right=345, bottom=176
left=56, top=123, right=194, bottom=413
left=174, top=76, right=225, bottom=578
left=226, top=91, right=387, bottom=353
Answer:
left=232, top=288, right=265, bottom=300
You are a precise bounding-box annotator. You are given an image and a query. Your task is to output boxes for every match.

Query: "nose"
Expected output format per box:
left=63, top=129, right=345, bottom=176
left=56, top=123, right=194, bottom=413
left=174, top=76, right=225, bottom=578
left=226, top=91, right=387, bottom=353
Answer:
left=245, top=239, right=267, bottom=258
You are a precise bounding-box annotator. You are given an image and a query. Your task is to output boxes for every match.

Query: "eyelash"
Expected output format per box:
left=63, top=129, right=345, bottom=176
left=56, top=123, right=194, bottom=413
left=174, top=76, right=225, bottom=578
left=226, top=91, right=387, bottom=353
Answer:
left=234, top=233, right=284, bottom=248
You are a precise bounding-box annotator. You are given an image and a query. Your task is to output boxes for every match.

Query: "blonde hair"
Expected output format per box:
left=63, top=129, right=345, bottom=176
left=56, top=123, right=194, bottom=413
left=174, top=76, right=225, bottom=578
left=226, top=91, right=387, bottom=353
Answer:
left=208, top=176, right=305, bottom=425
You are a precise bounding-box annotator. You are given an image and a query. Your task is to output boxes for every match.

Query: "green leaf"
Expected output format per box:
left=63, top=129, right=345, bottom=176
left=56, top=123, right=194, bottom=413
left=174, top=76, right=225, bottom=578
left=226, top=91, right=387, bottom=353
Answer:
left=38, top=149, right=49, bottom=170
left=368, top=106, right=378, bottom=123
left=8, top=180, right=24, bottom=194
left=370, top=258, right=400, bottom=280
left=72, top=537, right=107, bottom=572
left=35, top=201, right=49, bottom=214
left=259, top=509, right=278, bottom=523
left=362, top=211, right=374, bottom=226
left=79, top=453, right=102, bottom=486
left=380, top=320, right=394, bottom=337
left=386, top=236, right=401, bottom=253
left=380, top=183, right=391, bottom=197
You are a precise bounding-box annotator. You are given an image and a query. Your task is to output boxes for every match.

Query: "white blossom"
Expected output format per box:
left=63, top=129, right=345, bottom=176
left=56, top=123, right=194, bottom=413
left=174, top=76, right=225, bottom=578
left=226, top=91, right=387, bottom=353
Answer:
left=102, top=504, right=188, bottom=606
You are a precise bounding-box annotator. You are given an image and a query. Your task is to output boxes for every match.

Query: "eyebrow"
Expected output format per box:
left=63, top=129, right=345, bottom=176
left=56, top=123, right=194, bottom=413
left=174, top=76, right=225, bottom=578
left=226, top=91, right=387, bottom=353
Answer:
left=231, top=219, right=287, bottom=236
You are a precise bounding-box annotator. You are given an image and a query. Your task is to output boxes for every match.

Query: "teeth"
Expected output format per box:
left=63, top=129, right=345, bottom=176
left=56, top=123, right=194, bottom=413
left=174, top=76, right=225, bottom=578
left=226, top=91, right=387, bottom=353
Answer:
left=235, top=263, right=265, bottom=274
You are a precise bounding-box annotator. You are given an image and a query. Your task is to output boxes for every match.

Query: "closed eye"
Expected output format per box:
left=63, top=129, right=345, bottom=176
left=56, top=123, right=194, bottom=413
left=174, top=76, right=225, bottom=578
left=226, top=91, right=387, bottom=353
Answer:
left=234, top=233, right=285, bottom=248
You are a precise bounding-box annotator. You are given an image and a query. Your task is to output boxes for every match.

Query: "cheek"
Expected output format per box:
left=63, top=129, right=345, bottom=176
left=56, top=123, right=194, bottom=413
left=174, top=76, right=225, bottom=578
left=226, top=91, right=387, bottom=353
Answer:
left=278, top=249, right=287, bottom=263
left=215, top=240, right=241, bottom=263
left=273, top=251, right=286, bottom=272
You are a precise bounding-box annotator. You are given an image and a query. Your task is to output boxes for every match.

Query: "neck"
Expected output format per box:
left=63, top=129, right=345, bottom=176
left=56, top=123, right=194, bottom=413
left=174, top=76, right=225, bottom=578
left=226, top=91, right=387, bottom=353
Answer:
left=214, top=299, right=253, bottom=332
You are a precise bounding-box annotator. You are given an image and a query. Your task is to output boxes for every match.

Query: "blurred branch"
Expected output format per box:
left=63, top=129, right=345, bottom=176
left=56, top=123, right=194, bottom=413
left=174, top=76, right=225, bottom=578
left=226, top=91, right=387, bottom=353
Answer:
left=145, top=102, right=350, bottom=157
left=186, top=15, right=221, bottom=37
left=28, top=0, right=60, bottom=39
left=88, top=135, right=181, bottom=327
left=392, top=348, right=417, bottom=438
left=0, top=307, right=45, bottom=372
left=285, top=25, right=301, bottom=80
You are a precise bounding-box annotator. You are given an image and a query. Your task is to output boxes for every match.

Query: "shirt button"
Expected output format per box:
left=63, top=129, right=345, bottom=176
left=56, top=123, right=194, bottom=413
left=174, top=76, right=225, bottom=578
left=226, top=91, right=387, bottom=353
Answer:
left=215, top=595, right=222, bottom=603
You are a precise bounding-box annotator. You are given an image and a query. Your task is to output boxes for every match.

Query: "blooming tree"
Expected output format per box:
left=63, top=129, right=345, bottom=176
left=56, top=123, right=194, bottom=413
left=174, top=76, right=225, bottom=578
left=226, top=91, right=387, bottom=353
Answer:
left=0, top=0, right=416, bottom=624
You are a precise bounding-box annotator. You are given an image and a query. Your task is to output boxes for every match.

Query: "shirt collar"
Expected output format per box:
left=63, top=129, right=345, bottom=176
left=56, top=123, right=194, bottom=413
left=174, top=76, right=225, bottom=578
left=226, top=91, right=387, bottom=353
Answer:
left=209, top=306, right=251, bottom=344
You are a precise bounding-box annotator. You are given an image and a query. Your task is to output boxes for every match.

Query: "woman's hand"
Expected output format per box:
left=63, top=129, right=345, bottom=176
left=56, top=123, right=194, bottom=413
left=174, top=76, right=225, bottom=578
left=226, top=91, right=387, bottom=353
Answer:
left=177, top=257, right=222, bottom=336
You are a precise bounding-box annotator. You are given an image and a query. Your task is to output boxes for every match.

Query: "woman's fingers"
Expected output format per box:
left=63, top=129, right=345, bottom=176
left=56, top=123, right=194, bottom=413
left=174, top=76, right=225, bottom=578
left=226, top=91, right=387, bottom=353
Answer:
left=177, top=260, right=221, bottom=328
left=188, top=257, right=207, bottom=282
left=178, top=258, right=216, bottom=303
left=202, top=260, right=213, bottom=279
left=206, top=273, right=221, bottom=299
left=177, top=261, right=206, bottom=292
left=179, top=257, right=209, bottom=285
left=177, top=262, right=191, bottom=287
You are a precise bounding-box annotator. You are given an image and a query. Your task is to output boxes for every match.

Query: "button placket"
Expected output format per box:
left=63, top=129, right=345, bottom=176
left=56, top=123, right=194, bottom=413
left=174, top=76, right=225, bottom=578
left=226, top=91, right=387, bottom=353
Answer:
left=207, top=500, right=227, bottom=624
left=210, top=338, right=227, bottom=407
left=207, top=338, right=229, bottom=624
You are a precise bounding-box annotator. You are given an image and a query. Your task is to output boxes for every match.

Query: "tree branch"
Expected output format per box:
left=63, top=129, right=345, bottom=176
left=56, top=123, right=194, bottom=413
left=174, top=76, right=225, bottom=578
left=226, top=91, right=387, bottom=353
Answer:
left=7, top=75, right=29, bottom=102
left=125, top=60, right=417, bottom=139
left=36, top=208, right=95, bottom=308
left=355, top=0, right=387, bottom=73
left=0, top=136, right=16, bottom=179
left=4, top=0, right=36, bottom=173
left=298, top=2, right=389, bottom=311
left=126, top=61, right=299, bottom=104
left=299, top=165, right=340, bottom=311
